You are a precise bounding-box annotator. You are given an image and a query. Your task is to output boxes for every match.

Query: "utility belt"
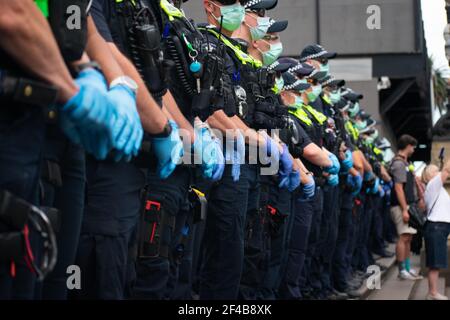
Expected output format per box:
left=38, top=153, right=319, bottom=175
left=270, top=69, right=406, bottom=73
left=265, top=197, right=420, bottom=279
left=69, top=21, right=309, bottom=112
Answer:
left=0, top=189, right=57, bottom=280
left=314, top=176, right=327, bottom=187
left=0, top=69, right=58, bottom=110
left=137, top=185, right=206, bottom=260
left=264, top=204, right=288, bottom=237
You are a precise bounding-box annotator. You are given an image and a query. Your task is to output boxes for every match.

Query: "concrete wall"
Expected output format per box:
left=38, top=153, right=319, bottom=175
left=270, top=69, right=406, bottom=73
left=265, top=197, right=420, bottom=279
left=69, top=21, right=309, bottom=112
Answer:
left=181, top=0, right=421, bottom=57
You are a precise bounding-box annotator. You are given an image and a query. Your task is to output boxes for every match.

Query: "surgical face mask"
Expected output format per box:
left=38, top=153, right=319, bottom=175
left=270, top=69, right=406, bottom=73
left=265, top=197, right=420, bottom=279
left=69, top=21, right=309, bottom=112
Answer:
left=293, top=95, right=304, bottom=106
left=307, top=84, right=322, bottom=103
left=319, top=63, right=330, bottom=78
left=329, top=90, right=341, bottom=104
left=273, top=76, right=284, bottom=94
left=246, top=16, right=271, bottom=40
left=366, top=129, right=379, bottom=144
left=348, top=102, right=360, bottom=118
left=354, top=120, right=367, bottom=130
left=258, top=41, right=283, bottom=66
left=210, top=1, right=245, bottom=32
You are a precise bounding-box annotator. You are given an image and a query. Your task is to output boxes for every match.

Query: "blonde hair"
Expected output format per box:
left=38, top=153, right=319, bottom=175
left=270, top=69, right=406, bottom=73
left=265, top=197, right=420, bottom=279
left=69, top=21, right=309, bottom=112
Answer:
left=422, top=164, right=439, bottom=185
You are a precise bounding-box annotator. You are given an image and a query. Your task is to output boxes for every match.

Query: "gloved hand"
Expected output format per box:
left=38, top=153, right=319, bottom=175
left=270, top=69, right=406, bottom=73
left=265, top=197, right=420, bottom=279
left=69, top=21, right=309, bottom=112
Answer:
left=211, top=138, right=225, bottom=181
left=59, top=68, right=114, bottom=160
left=382, top=182, right=392, bottom=198
left=327, top=174, right=339, bottom=187
left=364, top=171, right=375, bottom=182
left=302, top=176, right=316, bottom=199
left=106, top=84, right=143, bottom=162
left=278, top=144, right=293, bottom=187
left=193, top=127, right=217, bottom=179
left=368, top=177, right=380, bottom=195
left=378, top=186, right=385, bottom=198
left=151, top=120, right=184, bottom=179
left=340, top=150, right=353, bottom=173
left=225, top=132, right=245, bottom=182
left=263, top=135, right=280, bottom=165
left=324, top=153, right=341, bottom=175
left=287, top=170, right=301, bottom=192
left=347, top=173, right=363, bottom=196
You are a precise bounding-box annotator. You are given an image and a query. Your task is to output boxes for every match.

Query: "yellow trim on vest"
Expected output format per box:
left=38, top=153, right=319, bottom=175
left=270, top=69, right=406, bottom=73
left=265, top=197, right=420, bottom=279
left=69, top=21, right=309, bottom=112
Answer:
left=322, top=95, right=332, bottom=105
left=202, top=27, right=262, bottom=68
left=192, top=188, right=205, bottom=198
left=116, top=0, right=137, bottom=5
left=289, top=106, right=313, bottom=127
left=303, top=105, right=327, bottom=125
left=345, top=121, right=359, bottom=141
left=160, top=0, right=184, bottom=21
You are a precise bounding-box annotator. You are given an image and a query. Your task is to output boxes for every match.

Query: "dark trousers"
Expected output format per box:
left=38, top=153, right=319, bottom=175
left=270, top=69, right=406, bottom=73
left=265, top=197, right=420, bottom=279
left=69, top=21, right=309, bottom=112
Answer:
left=72, top=157, right=145, bottom=300
left=35, top=127, right=85, bottom=300
left=370, top=195, right=386, bottom=256
left=259, top=177, right=292, bottom=300
left=199, top=164, right=250, bottom=300
left=0, top=106, right=46, bottom=300
left=332, top=189, right=354, bottom=292
left=299, top=187, right=324, bottom=294
left=239, top=165, right=264, bottom=300
left=278, top=188, right=317, bottom=299
left=353, top=194, right=373, bottom=272
left=317, top=185, right=340, bottom=295
left=133, top=166, right=191, bottom=300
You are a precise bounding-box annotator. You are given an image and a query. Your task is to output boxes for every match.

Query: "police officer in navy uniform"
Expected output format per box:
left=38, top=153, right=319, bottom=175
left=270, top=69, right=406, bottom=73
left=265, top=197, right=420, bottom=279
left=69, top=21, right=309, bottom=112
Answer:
left=0, top=0, right=145, bottom=299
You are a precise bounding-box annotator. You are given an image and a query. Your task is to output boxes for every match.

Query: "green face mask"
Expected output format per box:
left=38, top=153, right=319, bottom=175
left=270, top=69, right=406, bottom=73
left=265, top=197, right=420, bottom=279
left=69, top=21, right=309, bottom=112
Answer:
left=329, top=90, right=341, bottom=104
left=259, top=41, right=283, bottom=66
left=354, top=120, right=367, bottom=130
left=348, top=102, right=360, bottom=118
left=293, top=95, right=304, bottom=106
left=319, top=63, right=330, bottom=79
left=307, top=84, right=322, bottom=103
left=247, top=16, right=271, bottom=40
left=366, top=129, right=379, bottom=144
left=211, top=2, right=245, bottom=32
left=273, top=76, right=284, bottom=94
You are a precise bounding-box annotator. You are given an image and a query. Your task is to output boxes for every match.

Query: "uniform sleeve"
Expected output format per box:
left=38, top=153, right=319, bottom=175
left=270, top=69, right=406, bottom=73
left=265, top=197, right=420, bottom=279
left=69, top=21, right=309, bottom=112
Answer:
left=391, top=160, right=407, bottom=184
left=290, top=115, right=312, bottom=149
left=90, top=0, right=113, bottom=43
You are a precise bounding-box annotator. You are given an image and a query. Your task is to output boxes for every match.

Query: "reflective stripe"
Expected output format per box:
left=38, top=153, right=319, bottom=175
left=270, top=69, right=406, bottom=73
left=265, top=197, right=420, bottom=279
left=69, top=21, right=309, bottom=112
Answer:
left=116, top=0, right=136, bottom=6
left=35, top=0, right=49, bottom=18
left=322, top=95, right=332, bottom=105
left=303, top=105, right=327, bottom=125
left=289, top=106, right=313, bottom=126
left=160, top=0, right=184, bottom=21
left=373, top=147, right=383, bottom=155
left=345, top=121, right=359, bottom=141
left=200, top=27, right=262, bottom=68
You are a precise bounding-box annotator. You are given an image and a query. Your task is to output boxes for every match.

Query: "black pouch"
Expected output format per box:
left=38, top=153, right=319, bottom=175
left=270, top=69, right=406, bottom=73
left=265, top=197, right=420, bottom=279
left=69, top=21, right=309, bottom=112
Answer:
left=0, top=231, right=24, bottom=262
left=138, top=191, right=165, bottom=258
left=189, top=188, right=207, bottom=224
left=266, top=205, right=288, bottom=237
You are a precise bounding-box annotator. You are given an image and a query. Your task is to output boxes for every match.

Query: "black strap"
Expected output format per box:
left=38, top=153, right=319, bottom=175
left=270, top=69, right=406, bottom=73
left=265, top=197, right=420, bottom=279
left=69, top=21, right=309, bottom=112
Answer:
left=0, top=71, right=58, bottom=108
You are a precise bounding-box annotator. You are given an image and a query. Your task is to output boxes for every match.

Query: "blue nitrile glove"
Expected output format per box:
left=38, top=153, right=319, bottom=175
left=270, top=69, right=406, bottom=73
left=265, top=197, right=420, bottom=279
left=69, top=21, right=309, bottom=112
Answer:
left=263, top=135, right=280, bottom=165
left=278, top=144, right=294, bottom=188
left=378, top=186, right=385, bottom=198
left=106, top=84, right=143, bottom=162
left=225, top=132, right=244, bottom=182
left=347, top=173, right=363, bottom=196
left=327, top=174, right=339, bottom=187
left=151, top=120, right=184, bottom=179
left=193, top=127, right=217, bottom=179
left=369, top=177, right=380, bottom=195
left=302, top=176, right=316, bottom=199
left=60, top=69, right=114, bottom=159
left=287, top=170, right=301, bottom=192
left=340, top=150, right=353, bottom=173
left=382, top=182, right=392, bottom=198
left=324, top=153, right=341, bottom=175
left=211, top=138, right=225, bottom=181
left=364, top=171, right=375, bottom=182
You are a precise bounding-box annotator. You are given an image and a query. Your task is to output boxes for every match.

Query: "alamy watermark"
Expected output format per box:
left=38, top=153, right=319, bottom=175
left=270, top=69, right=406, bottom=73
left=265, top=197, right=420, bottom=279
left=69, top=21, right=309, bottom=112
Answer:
left=366, top=265, right=382, bottom=290
left=366, top=5, right=381, bottom=30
